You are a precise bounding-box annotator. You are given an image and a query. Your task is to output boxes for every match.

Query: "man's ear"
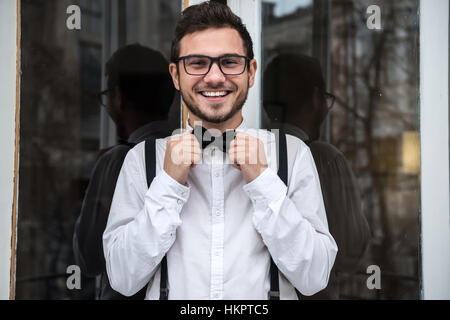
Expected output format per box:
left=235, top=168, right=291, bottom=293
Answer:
left=169, top=62, right=180, bottom=90
left=248, top=59, right=257, bottom=88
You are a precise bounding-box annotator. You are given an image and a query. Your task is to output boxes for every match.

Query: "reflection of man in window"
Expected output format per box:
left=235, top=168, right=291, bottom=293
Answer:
left=103, top=1, right=337, bottom=300
left=263, top=53, right=370, bottom=299
left=73, top=44, right=175, bottom=299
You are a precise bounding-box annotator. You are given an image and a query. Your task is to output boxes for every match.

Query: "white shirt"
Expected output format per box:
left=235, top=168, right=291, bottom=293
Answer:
left=103, top=120, right=338, bottom=300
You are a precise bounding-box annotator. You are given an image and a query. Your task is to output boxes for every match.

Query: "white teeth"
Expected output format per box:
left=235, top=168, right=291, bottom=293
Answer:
left=201, top=91, right=227, bottom=97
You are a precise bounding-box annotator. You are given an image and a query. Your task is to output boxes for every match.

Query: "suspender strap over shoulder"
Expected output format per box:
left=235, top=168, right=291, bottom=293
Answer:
left=145, top=138, right=169, bottom=300
left=277, top=130, right=288, bottom=185
left=269, top=130, right=288, bottom=300
left=145, top=138, right=156, bottom=187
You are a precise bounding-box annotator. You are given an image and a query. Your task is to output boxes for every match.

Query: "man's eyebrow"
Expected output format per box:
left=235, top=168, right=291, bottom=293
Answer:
left=185, top=53, right=244, bottom=57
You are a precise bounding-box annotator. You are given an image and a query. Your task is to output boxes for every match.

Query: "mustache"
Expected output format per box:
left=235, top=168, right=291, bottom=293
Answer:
left=194, top=83, right=237, bottom=92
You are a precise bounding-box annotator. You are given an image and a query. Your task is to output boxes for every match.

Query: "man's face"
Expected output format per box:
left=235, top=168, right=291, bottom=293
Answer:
left=169, top=27, right=257, bottom=124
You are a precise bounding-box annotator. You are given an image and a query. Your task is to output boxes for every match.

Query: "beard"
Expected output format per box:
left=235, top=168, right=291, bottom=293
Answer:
left=180, top=79, right=249, bottom=124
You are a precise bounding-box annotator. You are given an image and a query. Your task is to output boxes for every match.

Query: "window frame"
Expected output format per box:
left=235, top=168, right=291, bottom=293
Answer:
left=0, top=0, right=19, bottom=300
left=419, top=0, right=450, bottom=300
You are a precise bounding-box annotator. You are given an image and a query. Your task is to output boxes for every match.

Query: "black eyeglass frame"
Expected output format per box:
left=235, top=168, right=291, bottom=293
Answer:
left=175, top=54, right=251, bottom=76
left=324, top=92, right=336, bottom=110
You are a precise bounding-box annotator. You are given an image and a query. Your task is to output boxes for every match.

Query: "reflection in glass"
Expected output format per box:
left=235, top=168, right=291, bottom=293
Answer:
left=16, top=0, right=180, bottom=299
left=73, top=44, right=176, bottom=300
left=263, top=53, right=371, bottom=300
left=262, top=0, right=420, bottom=299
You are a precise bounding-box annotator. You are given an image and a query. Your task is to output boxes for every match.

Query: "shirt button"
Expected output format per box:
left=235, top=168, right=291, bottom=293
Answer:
left=215, top=209, right=220, bottom=216
left=214, top=293, right=220, bottom=299
left=177, top=199, right=183, bottom=205
left=215, top=172, right=220, bottom=178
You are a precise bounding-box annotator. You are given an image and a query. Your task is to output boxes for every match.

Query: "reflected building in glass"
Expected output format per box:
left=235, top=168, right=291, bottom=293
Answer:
left=262, top=0, right=420, bottom=299
left=16, top=0, right=181, bottom=299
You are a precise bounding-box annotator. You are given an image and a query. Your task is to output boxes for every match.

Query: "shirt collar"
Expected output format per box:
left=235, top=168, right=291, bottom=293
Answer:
left=185, top=117, right=247, bottom=132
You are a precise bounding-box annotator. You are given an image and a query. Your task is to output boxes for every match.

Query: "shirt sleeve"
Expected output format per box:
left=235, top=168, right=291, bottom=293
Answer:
left=243, top=138, right=338, bottom=296
left=102, top=145, right=190, bottom=297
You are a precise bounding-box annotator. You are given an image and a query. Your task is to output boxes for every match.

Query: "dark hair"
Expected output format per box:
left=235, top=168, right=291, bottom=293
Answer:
left=105, top=44, right=175, bottom=117
left=170, top=1, right=254, bottom=62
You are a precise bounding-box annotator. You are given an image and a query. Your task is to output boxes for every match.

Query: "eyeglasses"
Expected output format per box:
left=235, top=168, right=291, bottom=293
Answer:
left=324, top=92, right=336, bottom=110
left=97, top=89, right=109, bottom=107
left=175, top=54, right=250, bottom=76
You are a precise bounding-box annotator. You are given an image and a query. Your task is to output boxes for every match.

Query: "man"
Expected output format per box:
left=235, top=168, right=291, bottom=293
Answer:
left=262, top=54, right=329, bottom=144
left=73, top=44, right=176, bottom=299
left=263, top=53, right=370, bottom=299
left=103, top=1, right=337, bottom=300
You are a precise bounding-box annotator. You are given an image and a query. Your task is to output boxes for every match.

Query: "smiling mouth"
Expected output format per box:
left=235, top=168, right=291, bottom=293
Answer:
left=199, top=90, right=232, bottom=98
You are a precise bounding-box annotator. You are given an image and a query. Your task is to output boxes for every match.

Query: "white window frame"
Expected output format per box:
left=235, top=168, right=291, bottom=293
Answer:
left=227, top=0, right=262, bottom=129
left=0, top=0, right=19, bottom=300
left=419, top=0, right=450, bottom=300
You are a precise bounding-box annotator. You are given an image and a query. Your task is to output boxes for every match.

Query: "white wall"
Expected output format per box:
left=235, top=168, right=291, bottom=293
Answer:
left=0, top=0, right=18, bottom=300
left=420, top=0, right=450, bottom=300
left=228, top=0, right=262, bottom=129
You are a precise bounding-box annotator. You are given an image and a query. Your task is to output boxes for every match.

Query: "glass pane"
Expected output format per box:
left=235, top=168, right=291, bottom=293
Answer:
left=16, top=0, right=181, bottom=299
left=262, top=0, right=420, bottom=299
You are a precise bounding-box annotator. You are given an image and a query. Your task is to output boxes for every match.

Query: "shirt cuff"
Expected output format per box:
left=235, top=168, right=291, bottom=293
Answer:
left=243, top=167, right=287, bottom=204
left=146, top=169, right=191, bottom=209
left=243, top=168, right=287, bottom=232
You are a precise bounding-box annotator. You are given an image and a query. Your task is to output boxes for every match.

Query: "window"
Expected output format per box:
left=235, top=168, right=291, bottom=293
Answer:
left=261, top=0, right=420, bottom=299
left=15, top=0, right=181, bottom=299
left=10, top=0, right=444, bottom=300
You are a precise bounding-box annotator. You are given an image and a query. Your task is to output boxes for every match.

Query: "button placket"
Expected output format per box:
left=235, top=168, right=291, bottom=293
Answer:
left=210, top=163, right=224, bottom=299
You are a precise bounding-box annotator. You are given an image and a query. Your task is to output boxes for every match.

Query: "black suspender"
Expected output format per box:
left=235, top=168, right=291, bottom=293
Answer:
left=270, top=130, right=288, bottom=300
left=145, top=131, right=288, bottom=300
left=145, top=138, right=169, bottom=300
left=276, top=130, right=288, bottom=185
left=145, top=138, right=156, bottom=187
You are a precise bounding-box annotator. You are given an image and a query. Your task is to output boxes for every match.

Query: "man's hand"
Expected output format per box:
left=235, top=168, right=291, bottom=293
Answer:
left=229, top=132, right=268, bottom=183
left=164, top=131, right=201, bottom=185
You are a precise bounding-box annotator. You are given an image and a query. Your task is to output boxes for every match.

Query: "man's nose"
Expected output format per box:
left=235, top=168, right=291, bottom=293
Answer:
left=203, top=61, right=226, bottom=83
